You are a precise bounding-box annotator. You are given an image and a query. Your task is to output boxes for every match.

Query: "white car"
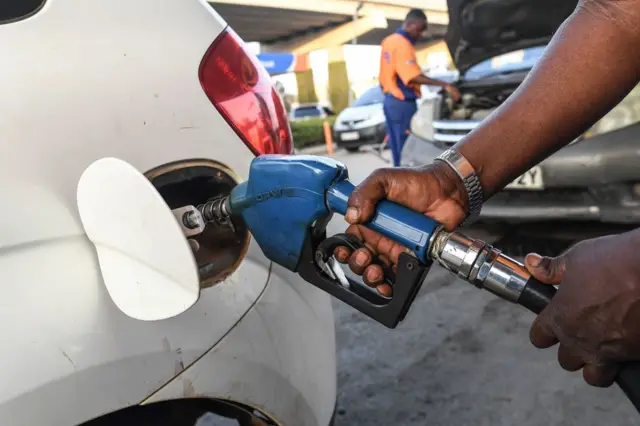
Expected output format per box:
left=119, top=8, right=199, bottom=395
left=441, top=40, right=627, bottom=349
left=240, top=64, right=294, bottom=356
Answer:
left=333, top=86, right=387, bottom=152
left=0, top=1, right=337, bottom=425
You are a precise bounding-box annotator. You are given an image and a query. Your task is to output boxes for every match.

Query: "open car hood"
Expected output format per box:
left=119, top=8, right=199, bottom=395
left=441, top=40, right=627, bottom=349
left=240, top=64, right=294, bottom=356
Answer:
left=445, top=0, right=578, bottom=74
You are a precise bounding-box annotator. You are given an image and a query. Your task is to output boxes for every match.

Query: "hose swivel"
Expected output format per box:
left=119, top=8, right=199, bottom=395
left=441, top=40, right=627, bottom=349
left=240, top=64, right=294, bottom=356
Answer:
left=428, top=227, right=530, bottom=303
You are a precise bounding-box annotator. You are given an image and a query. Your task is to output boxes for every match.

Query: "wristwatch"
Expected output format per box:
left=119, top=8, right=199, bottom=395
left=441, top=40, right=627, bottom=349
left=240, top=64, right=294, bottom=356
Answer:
left=434, top=149, right=484, bottom=224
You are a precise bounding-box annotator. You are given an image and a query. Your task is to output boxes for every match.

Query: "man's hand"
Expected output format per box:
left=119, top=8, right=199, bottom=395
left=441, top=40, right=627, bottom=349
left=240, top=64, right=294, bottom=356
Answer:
left=444, top=84, right=461, bottom=102
left=333, top=162, right=468, bottom=296
left=524, top=231, right=640, bottom=387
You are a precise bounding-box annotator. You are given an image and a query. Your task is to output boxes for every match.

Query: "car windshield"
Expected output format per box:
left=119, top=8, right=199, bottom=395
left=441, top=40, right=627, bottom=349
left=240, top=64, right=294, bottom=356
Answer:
left=351, top=86, right=384, bottom=107
left=293, top=106, right=322, bottom=118
left=463, top=45, right=547, bottom=80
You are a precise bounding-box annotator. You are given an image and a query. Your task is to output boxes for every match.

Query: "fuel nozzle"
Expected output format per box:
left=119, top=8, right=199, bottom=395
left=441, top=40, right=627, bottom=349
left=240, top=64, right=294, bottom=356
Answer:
left=197, top=196, right=235, bottom=234
left=199, top=196, right=232, bottom=224
left=171, top=196, right=234, bottom=239
left=428, top=227, right=532, bottom=304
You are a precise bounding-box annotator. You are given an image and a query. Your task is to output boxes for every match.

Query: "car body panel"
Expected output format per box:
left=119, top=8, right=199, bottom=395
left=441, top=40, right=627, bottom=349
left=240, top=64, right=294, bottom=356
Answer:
left=538, top=124, right=640, bottom=187
left=143, top=263, right=338, bottom=426
left=0, top=238, right=268, bottom=426
left=409, top=112, right=640, bottom=189
left=0, top=0, right=336, bottom=424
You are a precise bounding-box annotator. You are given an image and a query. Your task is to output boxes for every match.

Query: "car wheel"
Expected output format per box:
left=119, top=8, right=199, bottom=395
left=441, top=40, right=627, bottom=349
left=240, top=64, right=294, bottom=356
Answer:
left=346, top=147, right=359, bottom=153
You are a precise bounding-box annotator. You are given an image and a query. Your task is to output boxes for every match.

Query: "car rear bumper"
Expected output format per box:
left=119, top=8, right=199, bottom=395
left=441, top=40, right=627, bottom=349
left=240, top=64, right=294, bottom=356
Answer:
left=142, top=263, right=338, bottom=426
left=401, top=126, right=640, bottom=224
left=334, top=122, right=386, bottom=148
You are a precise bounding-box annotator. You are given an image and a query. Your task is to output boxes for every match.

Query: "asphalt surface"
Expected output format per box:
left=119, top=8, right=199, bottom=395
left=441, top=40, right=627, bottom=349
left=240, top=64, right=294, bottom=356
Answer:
left=314, top=147, right=638, bottom=426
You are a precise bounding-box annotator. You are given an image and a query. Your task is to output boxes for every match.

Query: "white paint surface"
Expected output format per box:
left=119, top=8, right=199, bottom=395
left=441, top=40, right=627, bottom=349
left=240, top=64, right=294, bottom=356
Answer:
left=145, top=264, right=338, bottom=426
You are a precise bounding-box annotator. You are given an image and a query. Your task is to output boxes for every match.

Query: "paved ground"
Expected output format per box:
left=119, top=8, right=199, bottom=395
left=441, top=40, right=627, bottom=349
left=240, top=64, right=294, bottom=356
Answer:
left=313, top=147, right=638, bottom=426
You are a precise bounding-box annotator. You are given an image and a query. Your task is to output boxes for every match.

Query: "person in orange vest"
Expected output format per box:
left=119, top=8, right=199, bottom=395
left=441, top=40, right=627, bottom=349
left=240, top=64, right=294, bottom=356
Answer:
left=379, top=9, right=461, bottom=167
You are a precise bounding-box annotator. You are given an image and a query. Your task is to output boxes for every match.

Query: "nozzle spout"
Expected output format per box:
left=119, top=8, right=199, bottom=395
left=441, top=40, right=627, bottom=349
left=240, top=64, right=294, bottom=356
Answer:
left=199, top=196, right=233, bottom=230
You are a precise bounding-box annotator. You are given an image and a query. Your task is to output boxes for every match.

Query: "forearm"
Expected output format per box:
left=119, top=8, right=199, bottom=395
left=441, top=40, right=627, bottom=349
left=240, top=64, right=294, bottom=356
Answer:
left=409, top=75, right=450, bottom=87
left=455, top=1, right=640, bottom=199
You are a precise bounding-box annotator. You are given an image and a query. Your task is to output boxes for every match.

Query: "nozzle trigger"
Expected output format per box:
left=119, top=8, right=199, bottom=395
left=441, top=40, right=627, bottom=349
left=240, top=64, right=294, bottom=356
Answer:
left=297, top=229, right=432, bottom=328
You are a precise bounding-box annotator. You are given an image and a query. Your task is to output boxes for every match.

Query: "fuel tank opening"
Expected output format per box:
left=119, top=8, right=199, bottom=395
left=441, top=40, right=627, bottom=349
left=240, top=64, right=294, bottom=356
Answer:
left=145, top=160, right=249, bottom=288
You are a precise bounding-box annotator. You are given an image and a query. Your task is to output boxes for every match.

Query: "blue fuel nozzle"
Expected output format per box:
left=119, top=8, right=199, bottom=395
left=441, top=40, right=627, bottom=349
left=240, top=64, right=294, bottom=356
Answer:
left=217, top=154, right=438, bottom=327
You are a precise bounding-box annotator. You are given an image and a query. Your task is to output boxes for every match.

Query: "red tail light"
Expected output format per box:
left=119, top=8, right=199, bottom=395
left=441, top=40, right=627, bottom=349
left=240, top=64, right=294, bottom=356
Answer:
left=199, top=28, right=293, bottom=156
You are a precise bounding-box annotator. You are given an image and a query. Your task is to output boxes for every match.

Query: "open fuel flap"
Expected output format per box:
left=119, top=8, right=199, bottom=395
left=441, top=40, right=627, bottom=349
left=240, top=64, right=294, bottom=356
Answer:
left=77, top=157, right=201, bottom=321
left=77, top=157, right=251, bottom=321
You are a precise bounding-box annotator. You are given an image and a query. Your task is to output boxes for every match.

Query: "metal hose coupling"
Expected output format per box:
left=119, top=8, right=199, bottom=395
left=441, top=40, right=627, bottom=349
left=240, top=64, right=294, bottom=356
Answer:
left=428, top=226, right=531, bottom=303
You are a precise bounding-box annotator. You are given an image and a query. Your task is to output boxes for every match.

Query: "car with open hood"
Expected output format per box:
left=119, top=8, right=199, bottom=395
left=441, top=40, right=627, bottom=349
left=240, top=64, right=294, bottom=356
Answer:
left=401, top=0, right=640, bottom=244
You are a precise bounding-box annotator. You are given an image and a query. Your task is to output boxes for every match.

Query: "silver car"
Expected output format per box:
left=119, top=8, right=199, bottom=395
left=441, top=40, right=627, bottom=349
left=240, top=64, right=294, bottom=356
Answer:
left=333, top=86, right=387, bottom=152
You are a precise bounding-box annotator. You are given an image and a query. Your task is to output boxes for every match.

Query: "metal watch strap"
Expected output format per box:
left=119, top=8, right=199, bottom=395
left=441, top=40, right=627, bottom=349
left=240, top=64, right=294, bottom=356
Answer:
left=434, top=149, right=483, bottom=224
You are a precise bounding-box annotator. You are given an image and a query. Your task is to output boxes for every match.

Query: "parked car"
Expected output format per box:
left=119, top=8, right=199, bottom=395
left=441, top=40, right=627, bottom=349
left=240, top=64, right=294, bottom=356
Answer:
left=289, top=103, right=335, bottom=122
left=0, top=1, right=336, bottom=425
left=401, top=0, right=640, bottom=233
left=333, top=85, right=387, bottom=152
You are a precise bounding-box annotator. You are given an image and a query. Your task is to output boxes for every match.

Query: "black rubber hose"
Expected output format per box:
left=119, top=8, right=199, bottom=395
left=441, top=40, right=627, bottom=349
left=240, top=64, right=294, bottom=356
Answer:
left=517, top=277, right=557, bottom=315
left=518, top=277, right=640, bottom=413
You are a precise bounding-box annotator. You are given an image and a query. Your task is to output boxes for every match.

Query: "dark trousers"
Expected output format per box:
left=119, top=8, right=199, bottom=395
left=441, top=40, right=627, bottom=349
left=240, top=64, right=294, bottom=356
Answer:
left=383, top=95, right=417, bottom=167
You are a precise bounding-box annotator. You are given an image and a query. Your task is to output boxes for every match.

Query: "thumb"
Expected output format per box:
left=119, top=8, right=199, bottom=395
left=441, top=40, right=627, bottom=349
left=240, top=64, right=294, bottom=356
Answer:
left=524, top=253, right=566, bottom=284
left=346, top=169, right=393, bottom=224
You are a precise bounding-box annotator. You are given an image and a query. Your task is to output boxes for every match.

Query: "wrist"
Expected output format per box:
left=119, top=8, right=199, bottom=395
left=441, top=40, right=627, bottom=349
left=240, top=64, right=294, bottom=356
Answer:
left=433, top=149, right=485, bottom=223
left=429, top=160, right=470, bottom=212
